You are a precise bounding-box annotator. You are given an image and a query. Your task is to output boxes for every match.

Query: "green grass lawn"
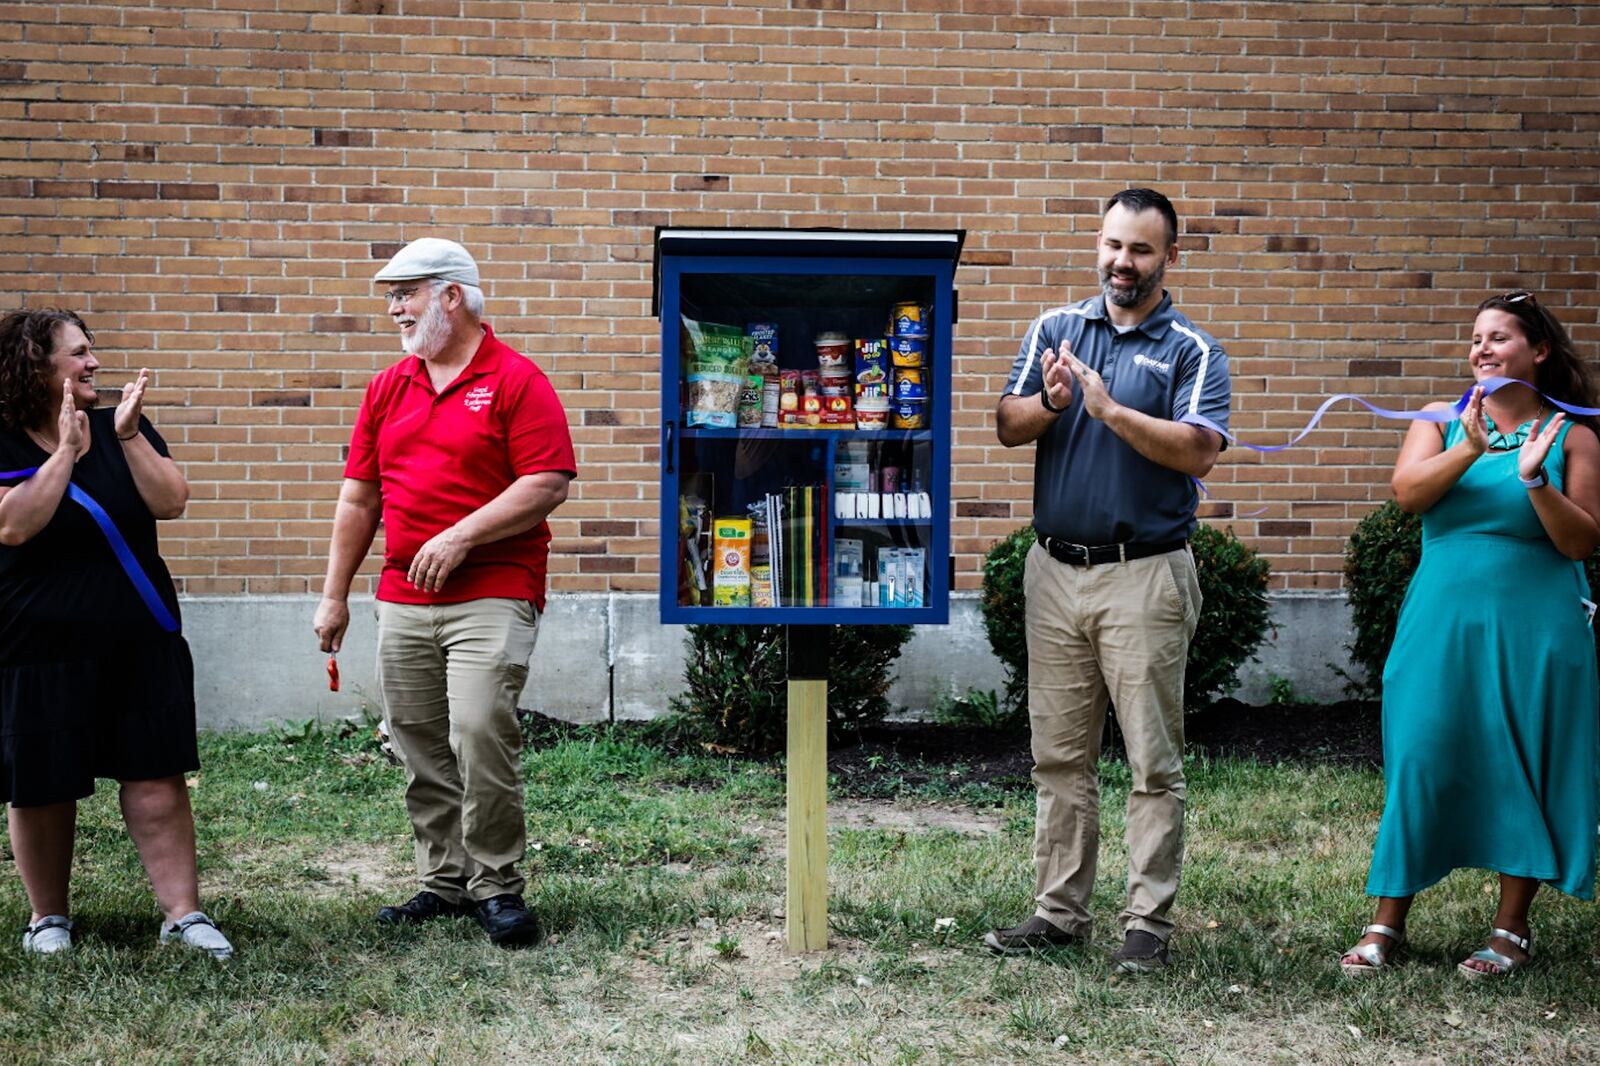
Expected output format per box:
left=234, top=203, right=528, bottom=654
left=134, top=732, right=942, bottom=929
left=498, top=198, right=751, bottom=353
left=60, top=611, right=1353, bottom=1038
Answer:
left=2, top=723, right=1597, bottom=1065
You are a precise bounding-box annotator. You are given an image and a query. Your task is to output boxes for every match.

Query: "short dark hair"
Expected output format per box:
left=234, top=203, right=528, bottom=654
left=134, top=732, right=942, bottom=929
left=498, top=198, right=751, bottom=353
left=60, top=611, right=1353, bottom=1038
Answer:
left=0, top=308, right=91, bottom=431
left=1476, top=290, right=1597, bottom=426
left=1106, top=188, right=1179, bottom=247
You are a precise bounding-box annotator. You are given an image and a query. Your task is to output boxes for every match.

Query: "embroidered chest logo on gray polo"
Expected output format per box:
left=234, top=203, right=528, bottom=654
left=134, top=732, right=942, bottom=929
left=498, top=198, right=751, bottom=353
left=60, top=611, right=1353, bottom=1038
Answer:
left=1132, top=353, right=1171, bottom=374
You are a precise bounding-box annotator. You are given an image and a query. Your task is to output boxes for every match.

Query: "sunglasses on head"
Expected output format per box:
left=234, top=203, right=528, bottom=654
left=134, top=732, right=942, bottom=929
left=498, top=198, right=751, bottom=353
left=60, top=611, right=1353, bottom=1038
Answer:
left=1500, top=290, right=1536, bottom=305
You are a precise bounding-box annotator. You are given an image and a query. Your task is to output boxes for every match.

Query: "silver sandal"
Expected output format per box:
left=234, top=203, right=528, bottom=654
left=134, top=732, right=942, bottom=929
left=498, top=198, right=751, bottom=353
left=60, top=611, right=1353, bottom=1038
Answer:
left=1457, top=927, right=1531, bottom=980
left=1340, top=923, right=1403, bottom=978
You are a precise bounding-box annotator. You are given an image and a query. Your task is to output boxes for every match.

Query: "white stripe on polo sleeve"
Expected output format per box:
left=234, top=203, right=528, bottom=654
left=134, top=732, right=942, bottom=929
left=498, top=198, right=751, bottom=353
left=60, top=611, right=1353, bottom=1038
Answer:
left=1010, top=305, right=1092, bottom=395
left=1169, top=322, right=1211, bottom=416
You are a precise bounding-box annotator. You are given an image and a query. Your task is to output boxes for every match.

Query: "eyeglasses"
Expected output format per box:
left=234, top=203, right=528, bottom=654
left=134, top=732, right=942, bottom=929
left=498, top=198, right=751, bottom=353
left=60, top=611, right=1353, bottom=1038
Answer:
left=1501, top=290, right=1536, bottom=305
left=381, top=285, right=429, bottom=305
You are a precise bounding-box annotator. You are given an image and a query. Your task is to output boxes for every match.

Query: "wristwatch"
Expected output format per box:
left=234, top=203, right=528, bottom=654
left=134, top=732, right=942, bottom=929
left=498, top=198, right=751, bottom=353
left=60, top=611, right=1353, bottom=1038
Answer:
left=1039, top=388, right=1064, bottom=414
left=1519, top=467, right=1548, bottom=489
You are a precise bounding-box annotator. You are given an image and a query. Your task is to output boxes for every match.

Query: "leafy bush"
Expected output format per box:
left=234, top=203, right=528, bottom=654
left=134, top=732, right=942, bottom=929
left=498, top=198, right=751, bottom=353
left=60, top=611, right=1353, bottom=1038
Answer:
left=980, top=523, right=1272, bottom=712
left=980, top=526, right=1035, bottom=714
left=1342, top=501, right=1422, bottom=695
left=1344, top=500, right=1600, bottom=695
left=1186, top=523, right=1274, bottom=707
left=669, top=623, right=913, bottom=755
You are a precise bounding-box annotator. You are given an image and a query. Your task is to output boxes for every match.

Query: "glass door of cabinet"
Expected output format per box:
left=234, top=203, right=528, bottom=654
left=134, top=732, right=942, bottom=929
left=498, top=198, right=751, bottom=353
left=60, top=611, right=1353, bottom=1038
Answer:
left=659, top=257, right=951, bottom=624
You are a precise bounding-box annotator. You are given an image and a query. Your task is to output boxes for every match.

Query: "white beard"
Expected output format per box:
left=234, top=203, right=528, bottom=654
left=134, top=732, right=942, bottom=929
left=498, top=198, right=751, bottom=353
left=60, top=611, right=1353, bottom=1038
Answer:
left=401, top=294, right=450, bottom=358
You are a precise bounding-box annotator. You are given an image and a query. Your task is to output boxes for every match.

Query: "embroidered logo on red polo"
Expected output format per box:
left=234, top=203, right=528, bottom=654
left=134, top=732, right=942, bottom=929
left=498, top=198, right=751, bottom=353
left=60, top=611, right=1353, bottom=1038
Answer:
left=463, top=385, right=494, bottom=412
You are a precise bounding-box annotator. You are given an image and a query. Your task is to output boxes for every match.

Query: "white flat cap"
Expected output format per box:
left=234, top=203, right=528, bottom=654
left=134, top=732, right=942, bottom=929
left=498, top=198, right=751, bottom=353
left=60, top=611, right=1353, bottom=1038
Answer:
left=373, top=237, right=480, bottom=287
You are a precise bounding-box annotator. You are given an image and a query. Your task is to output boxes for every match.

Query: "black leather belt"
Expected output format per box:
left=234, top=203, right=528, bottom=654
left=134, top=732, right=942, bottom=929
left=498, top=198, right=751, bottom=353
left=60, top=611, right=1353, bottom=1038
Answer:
left=1036, top=532, right=1187, bottom=567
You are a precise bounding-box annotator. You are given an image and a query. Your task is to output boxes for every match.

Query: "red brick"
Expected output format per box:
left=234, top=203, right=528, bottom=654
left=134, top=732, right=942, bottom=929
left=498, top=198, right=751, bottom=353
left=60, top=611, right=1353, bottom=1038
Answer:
left=95, top=181, right=159, bottom=199
left=2, top=1, right=1595, bottom=599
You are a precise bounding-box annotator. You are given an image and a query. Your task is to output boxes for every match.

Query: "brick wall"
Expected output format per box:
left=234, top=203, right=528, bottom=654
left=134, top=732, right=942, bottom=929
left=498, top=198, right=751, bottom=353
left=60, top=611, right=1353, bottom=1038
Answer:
left=2, top=1, right=1596, bottom=595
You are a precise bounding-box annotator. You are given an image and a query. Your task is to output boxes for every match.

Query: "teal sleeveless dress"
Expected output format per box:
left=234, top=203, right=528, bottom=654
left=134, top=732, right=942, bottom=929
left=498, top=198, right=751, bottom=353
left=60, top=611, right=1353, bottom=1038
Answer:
left=1366, top=419, right=1599, bottom=900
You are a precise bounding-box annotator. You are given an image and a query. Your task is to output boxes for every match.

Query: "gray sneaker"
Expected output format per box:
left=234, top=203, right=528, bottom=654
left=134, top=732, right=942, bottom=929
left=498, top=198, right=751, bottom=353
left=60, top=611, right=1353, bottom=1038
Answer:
left=22, top=915, right=73, bottom=955
left=1113, top=929, right=1171, bottom=973
left=982, top=915, right=1085, bottom=956
left=159, top=911, right=234, bottom=960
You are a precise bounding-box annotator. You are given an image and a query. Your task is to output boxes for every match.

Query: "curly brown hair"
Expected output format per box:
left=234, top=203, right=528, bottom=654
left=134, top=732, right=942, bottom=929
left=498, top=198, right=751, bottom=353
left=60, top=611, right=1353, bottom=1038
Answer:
left=0, top=308, right=91, bottom=431
left=1477, top=290, right=1597, bottom=430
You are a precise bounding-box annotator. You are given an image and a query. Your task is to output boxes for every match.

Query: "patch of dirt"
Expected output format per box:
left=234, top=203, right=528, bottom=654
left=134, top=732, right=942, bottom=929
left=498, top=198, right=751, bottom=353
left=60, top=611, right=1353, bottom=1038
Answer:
left=828, top=699, right=1382, bottom=795
left=311, top=843, right=413, bottom=897
left=828, top=799, right=1005, bottom=836
left=202, top=841, right=412, bottom=901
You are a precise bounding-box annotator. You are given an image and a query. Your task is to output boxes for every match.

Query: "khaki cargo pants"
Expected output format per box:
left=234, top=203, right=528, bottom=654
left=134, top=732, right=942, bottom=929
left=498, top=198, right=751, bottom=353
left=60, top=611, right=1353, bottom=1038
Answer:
left=376, top=597, right=540, bottom=903
left=1023, top=542, right=1201, bottom=942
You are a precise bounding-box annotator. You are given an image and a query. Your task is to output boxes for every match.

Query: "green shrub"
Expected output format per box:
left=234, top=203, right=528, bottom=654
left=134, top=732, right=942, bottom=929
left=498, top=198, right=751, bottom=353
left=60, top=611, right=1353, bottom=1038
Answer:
left=979, top=526, right=1035, bottom=714
left=1344, top=500, right=1600, bottom=695
left=668, top=623, right=913, bottom=756
left=979, top=523, right=1272, bottom=712
left=1186, top=523, right=1274, bottom=707
left=1342, top=501, right=1422, bottom=695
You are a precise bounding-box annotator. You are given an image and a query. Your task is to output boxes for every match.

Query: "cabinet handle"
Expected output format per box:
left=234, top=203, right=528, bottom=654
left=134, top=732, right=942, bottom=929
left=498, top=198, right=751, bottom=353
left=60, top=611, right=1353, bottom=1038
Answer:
left=664, top=420, right=675, bottom=474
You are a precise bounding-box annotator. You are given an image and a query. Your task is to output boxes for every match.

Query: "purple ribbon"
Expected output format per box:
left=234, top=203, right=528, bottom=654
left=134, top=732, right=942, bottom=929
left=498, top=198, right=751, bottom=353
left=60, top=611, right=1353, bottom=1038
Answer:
left=1182, top=376, right=1600, bottom=453
left=1185, top=377, right=1598, bottom=517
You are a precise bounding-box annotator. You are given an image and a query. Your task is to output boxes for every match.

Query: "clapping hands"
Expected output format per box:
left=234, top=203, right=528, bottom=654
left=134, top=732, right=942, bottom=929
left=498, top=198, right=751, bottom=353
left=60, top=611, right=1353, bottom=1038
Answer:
left=115, top=368, right=151, bottom=441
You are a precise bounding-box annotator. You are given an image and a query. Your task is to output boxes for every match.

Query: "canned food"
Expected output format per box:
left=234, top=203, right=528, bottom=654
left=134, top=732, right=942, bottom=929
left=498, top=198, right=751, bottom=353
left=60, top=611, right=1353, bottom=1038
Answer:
left=888, top=301, right=929, bottom=338
left=815, top=331, right=851, bottom=371
left=854, top=395, right=889, bottom=430
left=819, top=370, right=851, bottom=397
left=892, top=367, right=926, bottom=401
left=888, top=335, right=925, bottom=367
left=891, top=397, right=927, bottom=430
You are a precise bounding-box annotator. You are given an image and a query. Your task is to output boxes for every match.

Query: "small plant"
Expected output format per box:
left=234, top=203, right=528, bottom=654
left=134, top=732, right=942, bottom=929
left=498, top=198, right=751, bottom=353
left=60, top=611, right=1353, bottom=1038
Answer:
left=712, top=933, right=743, bottom=959
left=1267, top=675, right=1304, bottom=706
left=933, top=687, right=1024, bottom=731
left=668, top=624, right=913, bottom=756
left=269, top=717, right=320, bottom=744
left=979, top=523, right=1272, bottom=713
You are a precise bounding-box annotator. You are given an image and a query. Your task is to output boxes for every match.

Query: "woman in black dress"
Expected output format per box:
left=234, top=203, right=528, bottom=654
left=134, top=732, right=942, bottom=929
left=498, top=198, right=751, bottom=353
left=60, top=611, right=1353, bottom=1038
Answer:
left=0, top=309, right=232, bottom=958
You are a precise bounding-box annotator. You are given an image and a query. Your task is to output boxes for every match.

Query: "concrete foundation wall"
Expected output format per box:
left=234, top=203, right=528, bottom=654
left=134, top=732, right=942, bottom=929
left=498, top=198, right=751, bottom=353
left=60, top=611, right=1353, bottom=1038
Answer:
left=186, top=592, right=1360, bottom=732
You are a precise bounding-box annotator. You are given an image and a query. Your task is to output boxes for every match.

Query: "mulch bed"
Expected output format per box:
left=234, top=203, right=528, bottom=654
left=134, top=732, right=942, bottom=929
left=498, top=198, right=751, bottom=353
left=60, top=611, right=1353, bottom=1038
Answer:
left=828, top=699, right=1382, bottom=794
left=522, top=698, right=1384, bottom=795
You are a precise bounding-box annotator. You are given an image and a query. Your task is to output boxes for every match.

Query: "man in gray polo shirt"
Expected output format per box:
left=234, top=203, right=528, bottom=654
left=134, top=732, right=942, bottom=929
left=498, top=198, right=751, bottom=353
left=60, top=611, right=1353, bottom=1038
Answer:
left=985, top=188, right=1231, bottom=972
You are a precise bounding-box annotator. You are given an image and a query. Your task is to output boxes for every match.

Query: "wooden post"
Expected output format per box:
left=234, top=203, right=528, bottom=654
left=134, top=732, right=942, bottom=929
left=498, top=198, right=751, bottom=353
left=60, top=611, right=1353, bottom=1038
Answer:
left=785, top=626, right=829, bottom=953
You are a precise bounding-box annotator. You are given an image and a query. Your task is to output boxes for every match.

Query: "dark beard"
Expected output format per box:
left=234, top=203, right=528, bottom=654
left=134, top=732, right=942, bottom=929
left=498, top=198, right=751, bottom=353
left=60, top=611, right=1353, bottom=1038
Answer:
left=1099, top=262, right=1164, bottom=308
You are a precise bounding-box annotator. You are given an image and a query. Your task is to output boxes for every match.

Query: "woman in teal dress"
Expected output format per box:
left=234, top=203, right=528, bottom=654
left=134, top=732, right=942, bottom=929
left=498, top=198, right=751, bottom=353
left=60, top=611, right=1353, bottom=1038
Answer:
left=1341, top=291, right=1600, bottom=979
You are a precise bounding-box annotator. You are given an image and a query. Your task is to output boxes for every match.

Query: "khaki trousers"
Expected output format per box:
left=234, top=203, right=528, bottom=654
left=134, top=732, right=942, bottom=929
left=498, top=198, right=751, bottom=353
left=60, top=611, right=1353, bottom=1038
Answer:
left=376, top=597, right=540, bottom=903
left=1023, top=542, right=1200, bottom=942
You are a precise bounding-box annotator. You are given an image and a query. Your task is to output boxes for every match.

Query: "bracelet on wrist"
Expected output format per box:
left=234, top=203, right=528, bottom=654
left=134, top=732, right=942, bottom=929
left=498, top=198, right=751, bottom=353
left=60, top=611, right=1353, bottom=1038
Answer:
left=117, top=430, right=139, bottom=441
left=1519, top=467, right=1548, bottom=489
left=1039, top=388, right=1064, bottom=414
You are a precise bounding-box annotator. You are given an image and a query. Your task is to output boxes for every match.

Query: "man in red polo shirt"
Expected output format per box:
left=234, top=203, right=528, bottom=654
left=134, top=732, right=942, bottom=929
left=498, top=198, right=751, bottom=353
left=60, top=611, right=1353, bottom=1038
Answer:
left=313, top=237, right=576, bottom=948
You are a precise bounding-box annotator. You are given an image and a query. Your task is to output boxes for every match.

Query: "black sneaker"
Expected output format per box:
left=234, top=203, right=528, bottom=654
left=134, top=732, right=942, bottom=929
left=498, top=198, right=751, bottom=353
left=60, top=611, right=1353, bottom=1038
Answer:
left=1113, top=929, right=1171, bottom=973
left=376, top=890, right=473, bottom=925
left=475, top=894, right=540, bottom=948
left=982, top=915, right=1084, bottom=956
